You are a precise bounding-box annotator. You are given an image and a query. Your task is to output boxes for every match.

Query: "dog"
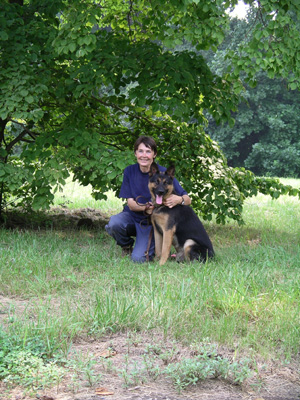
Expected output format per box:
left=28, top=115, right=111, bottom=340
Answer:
left=148, top=163, right=214, bottom=266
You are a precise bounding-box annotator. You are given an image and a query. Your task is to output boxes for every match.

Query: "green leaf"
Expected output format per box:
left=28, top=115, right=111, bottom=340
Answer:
left=20, top=89, right=29, bottom=97
left=26, top=96, right=35, bottom=104
left=69, top=42, right=76, bottom=52
left=0, top=31, right=9, bottom=41
left=289, top=82, right=298, bottom=90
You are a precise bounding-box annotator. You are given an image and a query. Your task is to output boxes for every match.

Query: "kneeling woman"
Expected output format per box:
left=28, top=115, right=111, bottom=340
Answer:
left=105, top=136, right=191, bottom=262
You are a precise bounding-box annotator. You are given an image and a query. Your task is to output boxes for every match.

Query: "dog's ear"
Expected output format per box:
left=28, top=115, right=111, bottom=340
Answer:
left=166, top=165, right=175, bottom=178
left=149, top=162, right=159, bottom=177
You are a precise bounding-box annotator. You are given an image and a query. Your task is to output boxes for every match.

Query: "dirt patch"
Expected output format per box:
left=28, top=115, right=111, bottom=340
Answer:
left=0, top=207, right=110, bottom=231
left=0, top=211, right=299, bottom=400
left=0, top=296, right=299, bottom=400
left=0, top=295, right=29, bottom=323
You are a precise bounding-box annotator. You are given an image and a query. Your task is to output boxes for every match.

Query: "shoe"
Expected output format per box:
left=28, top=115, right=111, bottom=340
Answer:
left=121, top=246, right=133, bottom=257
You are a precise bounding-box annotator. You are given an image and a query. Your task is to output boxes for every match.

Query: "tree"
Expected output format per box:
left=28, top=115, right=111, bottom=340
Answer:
left=208, top=72, right=300, bottom=177
left=1, top=0, right=299, bottom=223
left=205, top=15, right=300, bottom=177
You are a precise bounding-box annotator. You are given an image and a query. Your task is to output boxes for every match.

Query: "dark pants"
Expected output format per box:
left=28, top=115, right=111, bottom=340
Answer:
left=105, top=211, right=155, bottom=263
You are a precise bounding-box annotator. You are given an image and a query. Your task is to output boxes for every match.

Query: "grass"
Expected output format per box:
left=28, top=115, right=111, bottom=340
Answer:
left=53, top=177, right=123, bottom=214
left=0, top=177, right=300, bottom=394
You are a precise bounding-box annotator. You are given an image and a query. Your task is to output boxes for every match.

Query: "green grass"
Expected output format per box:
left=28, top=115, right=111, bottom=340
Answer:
left=53, top=176, right=123, bottom=214
left=0, top=178, right=300, bottom=368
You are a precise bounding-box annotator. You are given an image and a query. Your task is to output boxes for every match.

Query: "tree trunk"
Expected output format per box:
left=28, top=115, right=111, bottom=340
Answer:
left=0, top=118, right=8, bottom=220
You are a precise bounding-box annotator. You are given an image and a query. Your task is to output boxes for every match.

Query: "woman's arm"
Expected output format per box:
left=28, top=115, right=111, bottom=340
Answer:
left=127, top=198, right=154, bottom=214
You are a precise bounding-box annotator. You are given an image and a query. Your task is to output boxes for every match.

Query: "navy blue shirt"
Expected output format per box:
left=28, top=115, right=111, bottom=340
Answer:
left=119, top=163, right=187, bottom=222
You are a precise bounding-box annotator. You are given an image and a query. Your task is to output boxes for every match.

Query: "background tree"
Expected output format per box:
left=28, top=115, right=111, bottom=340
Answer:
left=206, top=13, right=300, bottom=177
left=1, top=0, right=299, bottom=223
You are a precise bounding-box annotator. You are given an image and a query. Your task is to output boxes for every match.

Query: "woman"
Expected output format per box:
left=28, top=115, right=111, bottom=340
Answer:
left=105, top=136, right=191, bottom=262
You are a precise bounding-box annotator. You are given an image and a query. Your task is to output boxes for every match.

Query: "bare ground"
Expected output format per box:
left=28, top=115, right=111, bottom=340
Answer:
left=0, top=295, right=299, bottom=400
left=0, top=210, right=299, bottom=400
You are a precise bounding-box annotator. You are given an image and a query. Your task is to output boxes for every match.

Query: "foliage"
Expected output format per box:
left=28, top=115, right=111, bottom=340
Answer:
left=0, top=328, right=64, bottom=391
left=1, top=0, right=300, bottom=222
left=228, top=2, right=300, bottom=90
left=66, top=352, right=102, bottom=388
left=165, top=341, right=252, bottom=393
left=103, top=339, right=252, bottom=391
left=206, top=15, right=300, bottom=177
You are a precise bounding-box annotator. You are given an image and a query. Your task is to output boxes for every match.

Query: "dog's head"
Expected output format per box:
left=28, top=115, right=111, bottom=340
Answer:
left=148, top=163, right=175, bottom=206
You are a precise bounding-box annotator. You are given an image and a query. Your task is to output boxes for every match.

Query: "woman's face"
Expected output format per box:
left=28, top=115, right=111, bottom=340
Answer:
left=135, top=142, right=156, bottom=173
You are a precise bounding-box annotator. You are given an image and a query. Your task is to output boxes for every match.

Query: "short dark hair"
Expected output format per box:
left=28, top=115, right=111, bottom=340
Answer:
left=134, top=136, right=157, bottom=155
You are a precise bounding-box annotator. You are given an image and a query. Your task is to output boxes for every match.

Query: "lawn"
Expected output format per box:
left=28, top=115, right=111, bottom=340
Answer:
left=0, top=177, right=299, bottom=399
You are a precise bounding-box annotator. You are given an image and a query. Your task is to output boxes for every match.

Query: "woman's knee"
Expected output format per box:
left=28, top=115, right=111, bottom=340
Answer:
left=131, top=249, right=154, bottom=263
left=105, top=213, right=130, bottom=235
left=105, top=215, right=120, bottom=233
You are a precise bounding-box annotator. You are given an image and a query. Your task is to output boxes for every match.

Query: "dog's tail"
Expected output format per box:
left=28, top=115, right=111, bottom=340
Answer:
left=184, top=239, right=214, bottom=262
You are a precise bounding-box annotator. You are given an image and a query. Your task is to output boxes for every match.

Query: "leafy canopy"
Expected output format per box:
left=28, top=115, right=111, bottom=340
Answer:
left=0, top=0, right=299, bottom=222
left=205, top=15, right=300, bottom=178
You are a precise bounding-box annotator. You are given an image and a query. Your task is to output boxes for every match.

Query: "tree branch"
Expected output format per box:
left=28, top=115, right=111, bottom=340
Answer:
left=9, top=0, right=24, bottom=4
left=10, top=120, right=39, bottom=140
left=0, top=119, right=8, bottom=146
left=97, top=130, right=133, bottom=136
left=4, top=121, right=39, bottom=154
left=97, top=139, right=124, bottom=150
left=6, top=130, right=29, bottom=154
left=89, top=94, right=174, bottom=132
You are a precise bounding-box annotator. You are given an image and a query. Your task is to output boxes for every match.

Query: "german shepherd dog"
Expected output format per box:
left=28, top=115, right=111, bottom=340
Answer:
left=148, top=163, right=214, bottom=266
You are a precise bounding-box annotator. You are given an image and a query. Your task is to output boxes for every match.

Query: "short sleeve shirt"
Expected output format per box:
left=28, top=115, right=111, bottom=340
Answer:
left=119, top=163, right=188, bottom=222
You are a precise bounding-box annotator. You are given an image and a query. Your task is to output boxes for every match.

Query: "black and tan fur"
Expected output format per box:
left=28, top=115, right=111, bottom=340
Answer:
left=149, top=163, right=214, bottom=266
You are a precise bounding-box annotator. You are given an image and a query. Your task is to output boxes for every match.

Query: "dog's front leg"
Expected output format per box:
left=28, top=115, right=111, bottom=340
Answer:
left=160, top=228, right=175, bottom=266
left=153, top=227, right=163, bottom=259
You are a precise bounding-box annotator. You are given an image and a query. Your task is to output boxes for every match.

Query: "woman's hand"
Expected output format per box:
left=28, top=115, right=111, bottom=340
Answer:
left=144, top=203, right=154, bottom=215
left=163, top=194, right=182, bottom=209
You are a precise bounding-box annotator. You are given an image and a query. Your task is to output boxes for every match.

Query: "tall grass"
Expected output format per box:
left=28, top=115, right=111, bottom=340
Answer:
left=53, top=176, right=123, bottom=214
left=0, top=178, right=299, bottom=362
